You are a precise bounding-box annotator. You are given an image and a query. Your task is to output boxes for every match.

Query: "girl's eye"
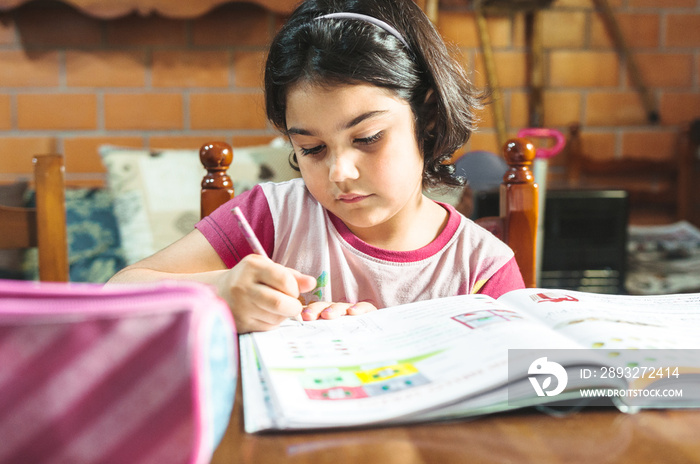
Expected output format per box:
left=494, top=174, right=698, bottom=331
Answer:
left=355, top=131, right=384, bottom=146
left=300, top=145, right=325, bottom=156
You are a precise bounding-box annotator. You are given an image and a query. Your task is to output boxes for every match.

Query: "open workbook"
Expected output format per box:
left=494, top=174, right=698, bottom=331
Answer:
left=240, top=288, right=700, bottom=432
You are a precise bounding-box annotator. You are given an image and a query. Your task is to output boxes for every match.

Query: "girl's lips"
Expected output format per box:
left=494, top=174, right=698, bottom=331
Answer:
left=337, top=193, right=370, bottom=204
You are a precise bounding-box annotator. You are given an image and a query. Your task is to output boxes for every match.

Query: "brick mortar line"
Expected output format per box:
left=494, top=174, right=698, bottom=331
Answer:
left=96, top=91, right=105, bottom=132
left=182, top=89, right=191, bottom=133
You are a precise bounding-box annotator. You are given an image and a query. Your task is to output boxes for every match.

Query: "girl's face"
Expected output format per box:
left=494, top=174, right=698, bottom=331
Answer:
left=285, top=82, right=430, bottom=248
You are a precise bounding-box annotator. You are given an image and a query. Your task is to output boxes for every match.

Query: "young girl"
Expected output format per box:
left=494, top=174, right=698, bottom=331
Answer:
left=108, top=0, right=525, bottom=333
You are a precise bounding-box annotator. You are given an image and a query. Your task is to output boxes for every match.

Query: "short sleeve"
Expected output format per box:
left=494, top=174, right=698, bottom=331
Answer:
left=476, top=256, right=525, bottom=299
left=194, top=185, right=274, bottom=268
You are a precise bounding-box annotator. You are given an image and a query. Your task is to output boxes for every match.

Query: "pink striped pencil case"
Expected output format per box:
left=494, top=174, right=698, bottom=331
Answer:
left=0, top=279, right=237, bottom=464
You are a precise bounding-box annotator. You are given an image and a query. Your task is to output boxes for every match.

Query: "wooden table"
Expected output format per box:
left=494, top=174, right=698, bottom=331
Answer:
left=211, top=385, right=700, bottom=464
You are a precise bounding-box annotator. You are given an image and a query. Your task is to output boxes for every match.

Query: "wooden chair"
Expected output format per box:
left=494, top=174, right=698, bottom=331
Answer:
left=199, top=139, right=539, bottom=287
left=473, top=138, right=539, bottom=288
left=200, top=142, right=235, bottom=219
left=562, top=123, right=693, bottom=225
left=0, top=155, right=69, bottom=282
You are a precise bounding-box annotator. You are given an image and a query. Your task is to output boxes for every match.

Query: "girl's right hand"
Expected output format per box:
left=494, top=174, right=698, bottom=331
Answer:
left=216, top=254, right=317, bottom=333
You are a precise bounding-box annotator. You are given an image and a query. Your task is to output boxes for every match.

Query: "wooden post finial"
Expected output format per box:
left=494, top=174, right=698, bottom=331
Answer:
left=501, top=137, right=538, bottom=288
left=502, top=137, right=537, bottom=185
left=200, top=141, right=234, bottom=219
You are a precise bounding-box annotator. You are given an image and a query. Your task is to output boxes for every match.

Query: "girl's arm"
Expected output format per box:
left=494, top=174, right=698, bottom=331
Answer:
left=107, top=229, right=317, bottom=333
left=108, top=229, right=230, bottom=283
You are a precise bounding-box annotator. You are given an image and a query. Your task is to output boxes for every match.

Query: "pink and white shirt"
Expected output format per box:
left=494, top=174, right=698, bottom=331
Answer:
left=195, top=178, right=524, bottom=307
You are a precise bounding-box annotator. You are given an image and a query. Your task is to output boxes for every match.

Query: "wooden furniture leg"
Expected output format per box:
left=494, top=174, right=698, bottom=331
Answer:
left=475, top=1, right=507, bottom=149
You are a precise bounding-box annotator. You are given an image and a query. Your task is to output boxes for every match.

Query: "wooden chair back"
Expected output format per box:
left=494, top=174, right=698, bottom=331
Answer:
left=473, top=138, right=539, bottom=288
left=0, top=155, right=69, bottom=282
left=563, top=123, right=694, bottom=225
left=200, top=142, right=235, bottom=219
left=199, top=139, right=539, bottom=287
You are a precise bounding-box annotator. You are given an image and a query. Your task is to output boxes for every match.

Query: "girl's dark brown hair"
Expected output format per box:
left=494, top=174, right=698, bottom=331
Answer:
left=264, top=0, right=483, bottom=188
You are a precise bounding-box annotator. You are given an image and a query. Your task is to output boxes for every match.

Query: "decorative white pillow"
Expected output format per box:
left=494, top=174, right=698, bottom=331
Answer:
left=229, top=138, right=300, bottom=191
left=100, top=140, right=297, bottom=265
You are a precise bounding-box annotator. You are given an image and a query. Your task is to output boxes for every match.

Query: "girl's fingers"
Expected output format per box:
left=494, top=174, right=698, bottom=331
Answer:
left=258, top=259, right=303, bottom=297
left=291, top=269, right=318, bottom=293
left=302, top=301, right=378, bottom=320
left=234, top=255, right=374, bottom=327
left=302, top=301, right=332, bottom=320
left=245, top=254, right=313, bottom=299
left=225, top=255, right=309, bottom=331
left=318, top=302, right=349, bottom=320
left=251, top=281, right=305, bottom=319
left=346, top=301, right=378, bottom=315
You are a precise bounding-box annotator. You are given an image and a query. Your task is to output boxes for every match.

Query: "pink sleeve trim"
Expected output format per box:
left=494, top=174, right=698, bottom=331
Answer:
left=194, top=185, right=274, bottom=268
left=477, top=257, right=525, bottom=299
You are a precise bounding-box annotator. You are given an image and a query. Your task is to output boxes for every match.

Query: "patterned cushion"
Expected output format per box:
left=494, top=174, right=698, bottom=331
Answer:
left=23, top=188, right=126, bottom=283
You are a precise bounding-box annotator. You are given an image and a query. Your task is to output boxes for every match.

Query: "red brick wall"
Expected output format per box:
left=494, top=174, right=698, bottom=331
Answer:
left=0, top=1, right=276, bottom=185
left=0, top=0, right=698, bottom=185
left=439, top=0, right=700, bottom=163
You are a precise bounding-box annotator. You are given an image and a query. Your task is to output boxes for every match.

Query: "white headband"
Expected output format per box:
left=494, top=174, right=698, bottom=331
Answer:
left=316, top=12, right=411, bottom=51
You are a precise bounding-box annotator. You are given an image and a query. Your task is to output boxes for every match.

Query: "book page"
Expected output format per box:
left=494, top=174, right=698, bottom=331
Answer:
left=242, top=294, right=583, bottom=431
left=498, top=289, right=700, bottom=377
left=499, top=289, right=700, bottom=349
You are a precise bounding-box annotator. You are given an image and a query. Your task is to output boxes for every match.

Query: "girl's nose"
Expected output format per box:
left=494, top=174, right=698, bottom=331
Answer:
left=328, top=150, right=360, bottom=183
